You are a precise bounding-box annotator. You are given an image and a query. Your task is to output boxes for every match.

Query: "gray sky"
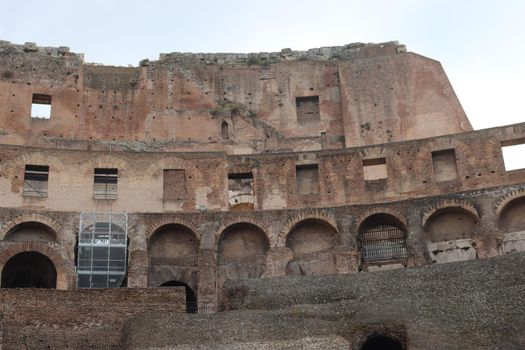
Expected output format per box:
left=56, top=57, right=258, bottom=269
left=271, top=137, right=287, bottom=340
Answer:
left=1, top=0, right=524, bottom=131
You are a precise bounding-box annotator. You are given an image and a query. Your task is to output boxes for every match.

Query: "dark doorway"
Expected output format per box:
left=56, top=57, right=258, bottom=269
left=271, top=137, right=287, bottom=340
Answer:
left=1, top=252, right=57, bottom=288
left=160, top=280, right=197, bottom=313
left=361, top=335, right=403, bottom=350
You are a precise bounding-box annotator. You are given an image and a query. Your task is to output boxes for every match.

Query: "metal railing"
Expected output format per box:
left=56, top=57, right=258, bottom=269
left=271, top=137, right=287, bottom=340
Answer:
left=358, top=225, right=408, bottom=262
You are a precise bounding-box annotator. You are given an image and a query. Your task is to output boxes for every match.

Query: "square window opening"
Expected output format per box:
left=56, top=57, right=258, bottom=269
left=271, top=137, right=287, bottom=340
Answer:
left=23, top=164, right=49, bottom=197
left=363, top=158, right=387, bottom=181
left=502, top=142, right=525, bottom=171
left=31, top=94, right=52, bottom=119
left=228, top=172, right=254, bottom=210
left=296, top=96, right=320, bottom=121
left=296, top=164, right=320, bottom=195
left=431, top=149, right=458, bottom=181
left=94, top=168, right=118, bottom=199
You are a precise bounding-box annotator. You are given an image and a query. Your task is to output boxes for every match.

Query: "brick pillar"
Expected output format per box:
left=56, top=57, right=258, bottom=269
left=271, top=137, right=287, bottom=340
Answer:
left=127, top=222, right=148, bottom=288
left=197, top=224, right=218, bottom=313
left=473, top=200, right=504, bottom=259
left=263, top=247, right=293, bottom=277
left=406, top=210, right=428, bottom=267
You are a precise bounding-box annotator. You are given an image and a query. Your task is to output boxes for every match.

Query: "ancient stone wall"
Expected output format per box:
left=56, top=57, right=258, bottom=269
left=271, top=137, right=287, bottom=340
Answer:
left=122, top=253, right=525, bottom=349
left=0, top=287, right=184, bottom=349
left=0, top=40, right=471, bottom=153
left=0, top=123, right=522, bottom=213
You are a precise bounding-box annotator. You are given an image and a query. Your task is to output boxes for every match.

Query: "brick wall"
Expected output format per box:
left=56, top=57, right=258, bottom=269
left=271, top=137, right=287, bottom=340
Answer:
left=0, top=287, right=184, bottom=349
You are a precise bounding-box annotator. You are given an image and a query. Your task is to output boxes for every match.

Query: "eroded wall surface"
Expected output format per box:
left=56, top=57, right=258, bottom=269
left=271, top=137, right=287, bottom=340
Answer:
left=122, top=253, right=525, bottom=350
left=0, top=40, right=471, bottom=153
left=0, top=288, right=184, bottom=349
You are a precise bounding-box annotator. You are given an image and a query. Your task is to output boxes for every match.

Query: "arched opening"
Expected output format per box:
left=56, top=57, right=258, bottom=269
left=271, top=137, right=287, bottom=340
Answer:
left=357, top=214, right=408, bottom=265
left=217, top=223, right=269, bottom=305
left=221, top=121, right=230, bottom=140
left=425, top=208, right=477, bottom=242
left=1, top=251, right=57, bottom=288
left=160, top=280, right=197, bottom=313
left=498, top=197, right=525, bottom=254
left=4, top=222, right=56, bottom=242
left=424, top=207, right=478, bottom=263
left=148, top=224, right=198, bottom=295
left=499, top=197, right=525, bottom=232
left=360, top=335, right=403, bottom=350
left=285, top=219, right=337, bottom=276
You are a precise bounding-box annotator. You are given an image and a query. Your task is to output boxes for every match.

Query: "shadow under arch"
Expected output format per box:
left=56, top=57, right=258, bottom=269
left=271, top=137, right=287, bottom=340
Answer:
left=285, top=218, right=338, bottom=276
left=4, top=221, right=57, bottom=242
left=160, top=280, right=197, bottom=313
left=498, top=196, right=525, bottom=232
left=148, top=223, right=199, bottom=301
left=359, top=334, right=404, bottom=350
left=216, top=222, right=270, bottom=308
left=1, top=251, right=57, bottom=288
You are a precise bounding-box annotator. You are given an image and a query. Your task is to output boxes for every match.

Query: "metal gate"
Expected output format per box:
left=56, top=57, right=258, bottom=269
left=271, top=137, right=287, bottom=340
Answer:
left=358, top=224, right=408, bottom=262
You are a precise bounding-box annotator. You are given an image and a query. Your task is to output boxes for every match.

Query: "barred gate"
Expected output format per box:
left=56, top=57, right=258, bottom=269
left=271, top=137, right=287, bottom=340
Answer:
left=358, top=224, right=408, bottom=262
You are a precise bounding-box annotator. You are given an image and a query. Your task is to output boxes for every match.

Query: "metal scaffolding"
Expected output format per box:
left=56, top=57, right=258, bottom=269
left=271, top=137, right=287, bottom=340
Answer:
left=77, top=212, right=128, bottom=288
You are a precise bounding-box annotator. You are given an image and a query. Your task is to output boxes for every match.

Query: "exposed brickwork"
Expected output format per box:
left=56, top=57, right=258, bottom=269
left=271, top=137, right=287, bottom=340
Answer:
left=0, top=39, right=523, bottom=348
left=0, top=288, right=184, bottom=349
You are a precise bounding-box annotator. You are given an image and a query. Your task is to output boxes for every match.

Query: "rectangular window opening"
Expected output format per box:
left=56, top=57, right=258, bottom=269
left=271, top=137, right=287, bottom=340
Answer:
left=296, top=164, right=320, bottom=195
left=163, top=169, right=187, bottom=201
left=23, top=164, right=49, bottom=197
left=363, top=158, right=387, bottom=181
left=296, top=96, right=320, bottom=121
left=228, top=172, right=254, bottom=210
left=31, top=94, right=52, bottom=119
left=94, top=168, right=118, bottom=199
left=431, top=149, right=458, bottom=182
left=502, top=142, right=525, bottom=171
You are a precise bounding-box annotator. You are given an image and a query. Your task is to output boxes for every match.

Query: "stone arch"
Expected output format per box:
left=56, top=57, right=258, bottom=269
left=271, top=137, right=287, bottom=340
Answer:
left=147, top=223, right=199, bottom=291
left=0, top=213, right=62, bottom=241
left=423, top=204, right=479, bottom=264
left=498, top=194, right=525, bottom=232
left=1, top=251, right=56, bottom=288
left=79, top=154, right=130, bottom=178
left=4, top=222, right=57, bottom=242
left=285, top=218, right=338, bottom=276
left=159, top=280, right=198, bottom=314
left=495, top=190, right=525, bottom=255
left=145, top=217, right=200, bottom=241
left=421, top=200, right=479, bottom=229
left=216, top=221, right=270, bottom=306
left=357, top=212, right=408, bottom=265
left=423, top=205, right=479, bottom=243
left=144, top=157, right=187, bottom=178
left=355, top=207, right=407, bottom=231
left=0, top=152, right=65, bottom=179
left=216, top=216, right=271, bottom=246
left=0, top=241, right=75, bottom=289
left=278, top=210, right=338, bottom=248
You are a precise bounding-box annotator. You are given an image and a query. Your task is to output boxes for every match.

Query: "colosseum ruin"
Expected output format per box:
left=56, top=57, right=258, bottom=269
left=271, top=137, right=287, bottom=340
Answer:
left=0, top=39, right=523, bottom=349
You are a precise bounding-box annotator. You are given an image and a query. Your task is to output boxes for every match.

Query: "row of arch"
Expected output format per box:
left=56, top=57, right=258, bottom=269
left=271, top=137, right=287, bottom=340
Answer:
left=2, top=196, right=525, bottom=295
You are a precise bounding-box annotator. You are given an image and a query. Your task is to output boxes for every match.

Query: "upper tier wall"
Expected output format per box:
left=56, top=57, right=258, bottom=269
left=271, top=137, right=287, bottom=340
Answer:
left=0, top=40, right=471, bottom=153
left=0, top=122, right=522, bottom=213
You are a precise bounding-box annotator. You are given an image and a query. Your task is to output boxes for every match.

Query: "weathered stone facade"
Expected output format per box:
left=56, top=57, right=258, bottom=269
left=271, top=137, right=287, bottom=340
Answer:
left=0, top=40, right=523, bottom=349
